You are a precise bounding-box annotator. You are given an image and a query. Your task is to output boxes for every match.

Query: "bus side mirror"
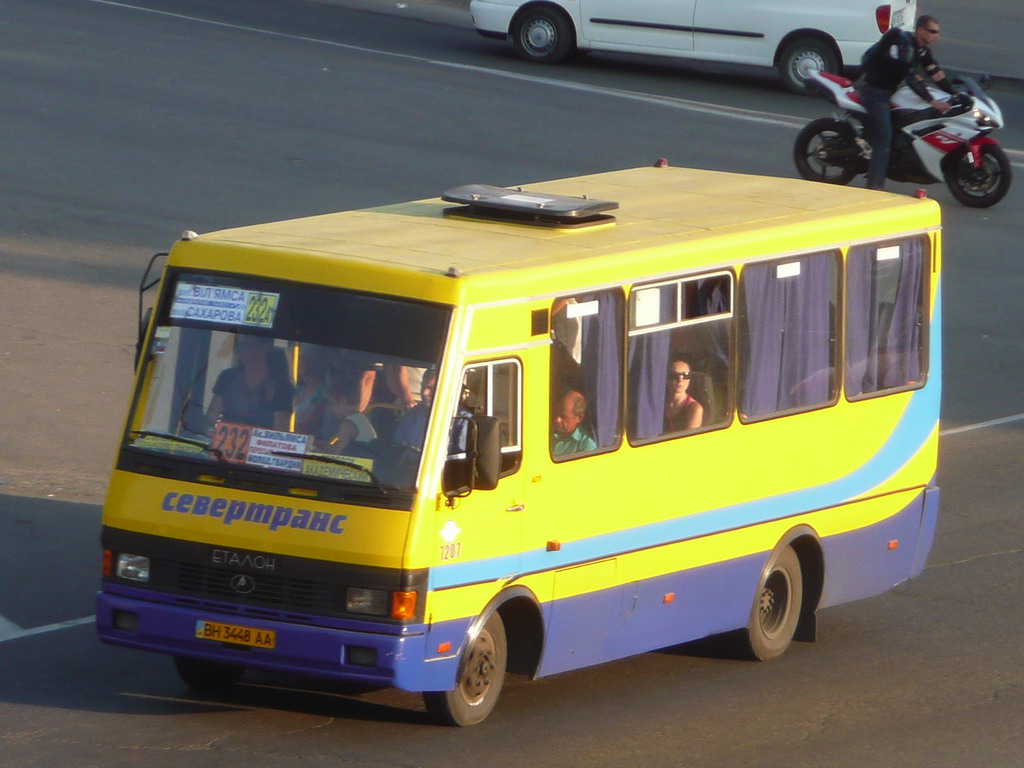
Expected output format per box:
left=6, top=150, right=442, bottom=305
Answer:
left=472, top=416, right=501, bottom=491
left=135, top=251, right=167, bottom=370
left=442, top=415, right=501, bottom=497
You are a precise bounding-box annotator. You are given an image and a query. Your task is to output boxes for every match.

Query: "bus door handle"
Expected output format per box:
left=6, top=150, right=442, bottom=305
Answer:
left=506, top=504, right=525, bottom=512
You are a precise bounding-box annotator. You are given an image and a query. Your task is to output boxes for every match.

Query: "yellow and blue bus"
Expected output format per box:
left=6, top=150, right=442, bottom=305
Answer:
left=97, top=165, right=941, bottom=725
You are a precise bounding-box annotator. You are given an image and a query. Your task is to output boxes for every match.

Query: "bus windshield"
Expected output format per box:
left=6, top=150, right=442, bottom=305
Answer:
left=126, top=271, right=451, bottom=495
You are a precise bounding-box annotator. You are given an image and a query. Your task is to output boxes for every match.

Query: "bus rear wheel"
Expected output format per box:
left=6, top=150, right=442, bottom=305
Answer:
left=424, top=612, right=507, bottom=726
left=745, top=546, right=803, bottom=660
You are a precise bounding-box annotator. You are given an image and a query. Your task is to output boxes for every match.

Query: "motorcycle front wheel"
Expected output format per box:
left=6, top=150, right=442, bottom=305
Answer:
left=943, top=143, right=1012, bottom=208
left=793, top=118, right=859, bottom=186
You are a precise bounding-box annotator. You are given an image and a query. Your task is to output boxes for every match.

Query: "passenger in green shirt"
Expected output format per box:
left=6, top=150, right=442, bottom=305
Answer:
left=551, top=389, right=597, bottom=457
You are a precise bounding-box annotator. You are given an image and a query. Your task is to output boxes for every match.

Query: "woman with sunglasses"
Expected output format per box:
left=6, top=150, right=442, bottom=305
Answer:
left=665, top=358, right=704, bottom=432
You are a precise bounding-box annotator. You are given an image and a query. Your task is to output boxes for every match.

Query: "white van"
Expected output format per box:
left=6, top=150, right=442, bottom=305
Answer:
left=470, top=0, right=917, bottom=93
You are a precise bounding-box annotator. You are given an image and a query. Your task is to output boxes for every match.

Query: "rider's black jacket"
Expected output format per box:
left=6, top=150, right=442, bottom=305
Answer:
left=861, top=28, right=951, bottom=101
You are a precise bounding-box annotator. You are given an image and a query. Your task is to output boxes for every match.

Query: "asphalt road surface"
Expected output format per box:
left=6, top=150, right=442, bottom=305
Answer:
left=0, top=1, right=1021, bottom=766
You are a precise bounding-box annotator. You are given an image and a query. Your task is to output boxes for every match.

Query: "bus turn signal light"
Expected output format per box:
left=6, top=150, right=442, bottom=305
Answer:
left=391, top=591, right=417, bottom=620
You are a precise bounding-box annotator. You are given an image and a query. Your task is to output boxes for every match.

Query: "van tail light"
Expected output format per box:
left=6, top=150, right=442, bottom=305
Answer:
left=876, top=5, right=892, bottom=33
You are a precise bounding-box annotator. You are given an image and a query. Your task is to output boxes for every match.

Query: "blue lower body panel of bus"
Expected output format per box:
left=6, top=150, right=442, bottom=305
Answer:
left=531, top=485, right=939, bottom=677
left=819, top=485, right=939, bottom=608
left=95, top=588, right=458, bottom=692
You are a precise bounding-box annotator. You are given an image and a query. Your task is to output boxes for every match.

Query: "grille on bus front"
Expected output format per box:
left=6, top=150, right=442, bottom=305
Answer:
left=149, top=559, right=340, bottom=614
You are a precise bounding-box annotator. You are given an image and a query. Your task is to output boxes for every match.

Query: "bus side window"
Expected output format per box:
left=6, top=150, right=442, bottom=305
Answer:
left=456, top=360, right=522, bottom=476
left=627, top=273, right=733, bottom=442
left=738, top=252, right=840, bottom=421
left=845, top=238, right=927, bottom=398
left=550, top=290, right=623, bottom=459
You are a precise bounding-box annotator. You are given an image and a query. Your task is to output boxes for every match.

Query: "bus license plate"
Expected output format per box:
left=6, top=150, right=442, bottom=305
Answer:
left=195, top=620, right=276, bottom=649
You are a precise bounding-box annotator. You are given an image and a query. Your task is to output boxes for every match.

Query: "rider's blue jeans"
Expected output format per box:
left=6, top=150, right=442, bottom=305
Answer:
left=858, top=83, right=894, bottom=190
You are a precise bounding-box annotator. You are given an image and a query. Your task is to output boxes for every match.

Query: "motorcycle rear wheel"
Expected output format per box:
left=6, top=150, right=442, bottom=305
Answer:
left=943, top=144, right=1012, bottom=208
left=793, top=118, right=859, bottom=186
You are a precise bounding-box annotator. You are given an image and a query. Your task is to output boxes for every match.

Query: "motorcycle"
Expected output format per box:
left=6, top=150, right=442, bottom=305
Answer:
left=794, top=70, right=1011, bottom=208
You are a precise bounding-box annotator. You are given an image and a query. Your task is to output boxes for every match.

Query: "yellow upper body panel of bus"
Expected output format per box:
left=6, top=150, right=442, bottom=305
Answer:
left=169, top=166, right=940, bottom=307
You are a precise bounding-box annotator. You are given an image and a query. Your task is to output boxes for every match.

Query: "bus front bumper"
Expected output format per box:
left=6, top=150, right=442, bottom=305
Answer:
left=95, top=589, right=458, bottom=692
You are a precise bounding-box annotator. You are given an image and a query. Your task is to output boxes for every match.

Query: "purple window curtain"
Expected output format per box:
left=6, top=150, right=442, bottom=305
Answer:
left=845, top=246, right=874, bottom=396
left=741, top=254, right=835, bottom=418
left=882, top=239, right=923, bottom=388
left=846, top=239, right=923, bottom=395
left=580, top=291, right=623, bottom=447
left=782, top=256, right=834, bottom=409
left=628, top=331, right=670, bottom=440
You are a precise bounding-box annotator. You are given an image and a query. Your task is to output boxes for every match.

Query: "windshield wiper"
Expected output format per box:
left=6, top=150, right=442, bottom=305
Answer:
left=270, top=450, right=384, bottom=490
left=129, top=430, right=228, bottom=463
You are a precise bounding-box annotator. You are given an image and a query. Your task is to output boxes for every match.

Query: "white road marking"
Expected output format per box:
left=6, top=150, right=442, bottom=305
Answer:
left=0, top=616, right=95, bottom=644
left=940, top=412, right=1024, bottom=436
left=0, top=613, right=24, bottom=640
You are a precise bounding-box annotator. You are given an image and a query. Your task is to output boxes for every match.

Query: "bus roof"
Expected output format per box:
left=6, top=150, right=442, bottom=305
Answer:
left=177, top=166, right=940, bottom=297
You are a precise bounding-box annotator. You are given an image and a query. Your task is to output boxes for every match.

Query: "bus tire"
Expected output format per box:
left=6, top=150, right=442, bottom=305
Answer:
left=424, top=611, right=507, bottom=726
left=174, top=657, right=245, bottom=692
left=745, top=546, right=803, bottom=661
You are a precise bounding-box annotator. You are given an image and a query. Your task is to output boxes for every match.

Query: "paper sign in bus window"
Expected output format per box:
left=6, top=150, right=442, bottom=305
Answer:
left=171, top=282, right=280, bottom=328
left=566, top=299, right=600, bottom=319
left=633, top=287, right=662, bottom=327
left=875, top=245, right=901, bottom=262
left=776, top=262, right=802, bottom=279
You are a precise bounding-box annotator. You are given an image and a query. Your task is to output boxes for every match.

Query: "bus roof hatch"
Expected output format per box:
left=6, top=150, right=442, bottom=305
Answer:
left=441, top=184, right=618, bottom=228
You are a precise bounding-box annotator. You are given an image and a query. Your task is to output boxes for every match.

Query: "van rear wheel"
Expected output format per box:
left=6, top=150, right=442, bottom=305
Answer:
left=512, top=7, right=573, bottom=64
left=779, top=37, right=838, bottom=95
left=424, top=612, right=507, bottom=726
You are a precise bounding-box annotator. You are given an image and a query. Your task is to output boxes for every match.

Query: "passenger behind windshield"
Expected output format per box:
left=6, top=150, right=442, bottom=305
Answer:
left=321, top=373, right=377, bottom=453
left=205, top=335, right=293, bottom=432
left=394, top=369, right=472, bottom=456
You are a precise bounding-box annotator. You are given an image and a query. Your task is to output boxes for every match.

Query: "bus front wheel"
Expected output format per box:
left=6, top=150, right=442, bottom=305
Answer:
left=745, top=546, right=803, bottom=660
left=424, top=611, right=507, bottom=726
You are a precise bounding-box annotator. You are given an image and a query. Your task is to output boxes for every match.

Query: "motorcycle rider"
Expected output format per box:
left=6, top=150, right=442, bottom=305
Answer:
left=857, top=15, right=953, bottom=190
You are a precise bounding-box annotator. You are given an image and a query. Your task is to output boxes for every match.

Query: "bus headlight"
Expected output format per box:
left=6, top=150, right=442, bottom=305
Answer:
left=346, top=588, right=389, bottom=616
left=116, top=553, right=151, bottom=582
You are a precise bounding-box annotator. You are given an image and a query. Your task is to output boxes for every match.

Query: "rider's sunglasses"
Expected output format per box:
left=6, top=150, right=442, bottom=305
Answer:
left=668, top=371, right=692, bottom=381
